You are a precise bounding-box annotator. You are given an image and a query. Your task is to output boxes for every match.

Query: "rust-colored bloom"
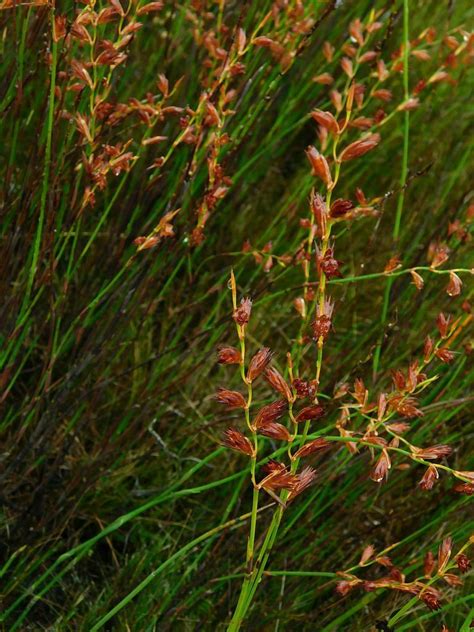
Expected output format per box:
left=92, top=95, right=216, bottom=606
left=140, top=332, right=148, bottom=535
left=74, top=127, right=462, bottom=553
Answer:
left=247, top=347, right=272, bottom=382
left=438, top=536, right=452, bottom=573
left=370, top=449, right=391, bottom=483
left=424, top=550, right=435, bottom=577
left=288, top=466, right=317, bottom=499
left=436, top=312, right=451, bottom=339
left=312, top=298, right=334, bottom=341
left=340, top=133, right=380, bottom=162
left=216, top=388, right=247, bottom=409
left=359, top=545, right=375, bottom=566
left=446, top=271, right=462, bottom=297
left=258, top=461, right=297, bottom=491
left=420, top=588, right=441, bottom=611
left=233, top=297, right=252, bottom=326
left=456, top=553, right=471, bottom=573
left=413, top=444, right=452, bottom=460
left=317, top=246, right=342, bottom=279
left=293, top=378, right=318, bottom=399
left=257, top=422, right=291, bottom=441
left=264, top=367, right=292, bottom=402
left=330, top=198, right=354, bottom=218
left=311, top=109, right=339, bottom=134
left=410, top=270, right=424, bottom=290
left=295, top=405, right=325, bottom=423
left=453, top=482, right=474, bottom=495
left=222, top=428, right=254, bottom=456
left=253, top=400, right=287, bottom=428
left=311, top=191, right=328, bottom=237
left=419, top=465, right=439, bottom=491
left=294, top=438, right=330, bottom=459
left=217, top=346, right=242, bottom=365
left=389, top=395, right=423, bottom=418
left=435, top=348, right=455, bottom=363
left=305, top=146, right=332, bottom=186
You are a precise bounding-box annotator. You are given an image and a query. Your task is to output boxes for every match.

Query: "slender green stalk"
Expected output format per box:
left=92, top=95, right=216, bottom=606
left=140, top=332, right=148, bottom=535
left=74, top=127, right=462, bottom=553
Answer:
left=373, top=0, right=410, bottom=377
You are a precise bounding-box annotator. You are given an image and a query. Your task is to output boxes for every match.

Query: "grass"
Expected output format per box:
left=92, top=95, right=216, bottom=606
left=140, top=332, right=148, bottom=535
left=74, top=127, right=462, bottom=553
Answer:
left=0, top=0, right=473, bottom=630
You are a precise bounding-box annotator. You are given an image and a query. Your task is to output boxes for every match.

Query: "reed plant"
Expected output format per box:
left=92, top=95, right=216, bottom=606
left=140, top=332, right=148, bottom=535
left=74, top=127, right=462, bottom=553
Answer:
left=0, top=0, right=472, bottom=630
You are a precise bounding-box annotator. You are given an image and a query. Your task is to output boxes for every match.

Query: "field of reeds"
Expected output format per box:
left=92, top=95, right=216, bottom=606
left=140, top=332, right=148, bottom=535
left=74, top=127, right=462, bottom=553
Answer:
left=0, top=0, right=473, bottom=630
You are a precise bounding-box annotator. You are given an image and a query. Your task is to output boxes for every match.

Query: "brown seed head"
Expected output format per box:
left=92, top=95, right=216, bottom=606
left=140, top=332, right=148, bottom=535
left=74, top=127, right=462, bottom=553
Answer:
left=233, top=297, right=252, bottom=326
left=435, top=348, right=455, bottom=363
left=420, top=588, right=441, bottom=611
left=247, top=347, right=272, bottom=382
left=311, top=109, right=339, bottom=134
left=436, top=312, right=451, bottom=339
left=288, top=466, right=317, bottom=499
left=438, top=536, right=452, bottom=573
left=370, top=450, right=391, bottom=483
left=340, top=133, right=380, bottom=162
left=305, top=146, right=332, bottom=186
left=294, top=438, right=330, bottom=459
left=446, top=272, right=462, bottom=297
left=257, top=422, right=291, bottom=441
left=295, top=405, right=325, bottom=423
left=217, top=346, right=242, bottom=365
left=222, top=428, right=254, bottom=456
left=264, top=367, right=292, bottom=402
left=424, top=550, right=435, bottom=577
left=414, top=444, right=452, bottom=460
left=311, top=190, right=328, bottom=236
left=330, top=198, right=354, bottom=218
left=456, top=553, right=471, bottom=573
left=419, top=465, right=439, bottom=491
left=253, top=400, right=287, bottom=428
left=216, top=388, right=247, bottom=409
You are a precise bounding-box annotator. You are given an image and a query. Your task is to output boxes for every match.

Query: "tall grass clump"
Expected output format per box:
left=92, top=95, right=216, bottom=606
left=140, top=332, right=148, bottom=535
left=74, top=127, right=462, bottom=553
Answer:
left=0, top=0, right=473, bottom=630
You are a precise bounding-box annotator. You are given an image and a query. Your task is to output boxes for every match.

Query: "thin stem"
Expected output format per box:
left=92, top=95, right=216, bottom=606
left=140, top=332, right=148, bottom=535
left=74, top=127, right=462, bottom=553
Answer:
left=373, top=0, right=410, bottom=377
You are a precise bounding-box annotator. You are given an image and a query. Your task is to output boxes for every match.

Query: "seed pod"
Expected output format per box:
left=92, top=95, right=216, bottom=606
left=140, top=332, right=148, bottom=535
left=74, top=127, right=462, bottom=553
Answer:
left=410, top=270, right=424, bottom=290
left=330, top=198, right=354, bottom=218
left=435, top=348, right=455, bottom=363
left=311, top=190, right=328, bottom=236
left=293, top=297, right=306, bottom=318
left=398, top=98, right=420, bottom=111
left=446, top=272, right=462, bottom=296
left=438, top=537, right=452, bottom=573
left=340, top=56, right=354, bottom=77
left=247, top=347, right=272, bottom=382
left=257, top=422, right=291, bottom=441
left=311, top=109, right=339, bottom=134
left=288, top=466, right=317, bottom=499
left=359, top=545, right=375, bottom=566
left=456, top=553, right=471, bottom=573
left=294, top=438, right=330, bottom=459
left=217, top=346, right=241, bottom=365
left=216, top=388, right=247, bottom=409
left=340, top=133, right=381, bottom=162
left=373, top=89, right=392, bottom=101
left=233, top=297, right=252, bottom=326
left=254, top=400, right=287, bottom=428
left=264, top=367, right=292, bottom=402
left=305, top=146, right=332, bottom=186
left=370, top=449, right=391, bottom=483
left=436, top=313, right=451, bottom=338
left=295, top=405, right=325, bottom=423
left=453, top=483, right=474, bottom=495
left=312, top=72, right=334, bottom=85
left=419, top=465, right=439, bottom=491
left=413, top=444, right=452, bottom=460
left=259, top=462, right=297, bottom=491
left=424, top=550, right=435, bottom=577
left=420, top=588, right=441, bottom=611
left=222, top=428, right=254, bottom=456
left=330, top=89, right=343, bottom=112
left=322, top=41, right=334, bottom=61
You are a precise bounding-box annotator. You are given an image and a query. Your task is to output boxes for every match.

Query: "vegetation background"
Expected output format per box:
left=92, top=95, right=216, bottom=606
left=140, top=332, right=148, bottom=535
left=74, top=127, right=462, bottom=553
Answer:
left=0, top=0, right=472, bottom=630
